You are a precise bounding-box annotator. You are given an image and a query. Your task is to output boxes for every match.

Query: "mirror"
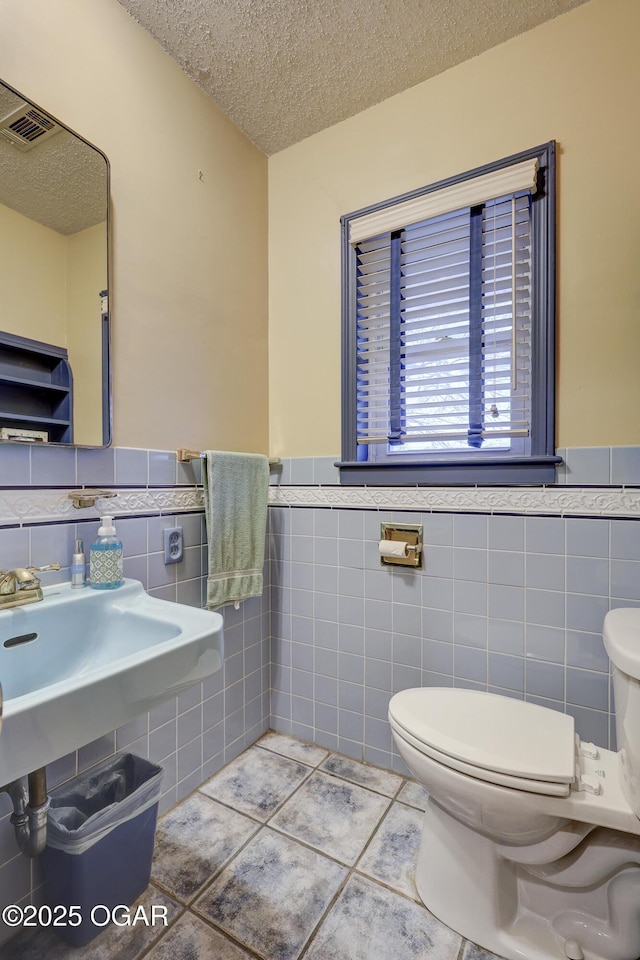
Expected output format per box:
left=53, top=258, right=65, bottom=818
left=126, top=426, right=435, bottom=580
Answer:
left=0, top=80, right=109, bottom=447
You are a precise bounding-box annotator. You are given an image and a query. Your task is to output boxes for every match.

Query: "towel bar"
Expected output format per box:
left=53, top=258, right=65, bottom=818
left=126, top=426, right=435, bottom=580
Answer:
left=177, top=448, right=281, bottom=466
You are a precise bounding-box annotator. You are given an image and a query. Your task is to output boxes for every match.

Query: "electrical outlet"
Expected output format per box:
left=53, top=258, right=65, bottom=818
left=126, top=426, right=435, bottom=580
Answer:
left=163, top=526, right=183, bottom=564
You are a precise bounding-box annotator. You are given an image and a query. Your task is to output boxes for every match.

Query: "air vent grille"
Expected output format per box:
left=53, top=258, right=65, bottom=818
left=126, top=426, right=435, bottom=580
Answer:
left=0, top=105, right=60, bottom=152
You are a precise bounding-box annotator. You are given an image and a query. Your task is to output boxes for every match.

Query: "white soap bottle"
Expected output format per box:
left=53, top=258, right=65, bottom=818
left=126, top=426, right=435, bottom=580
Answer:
left=89, top=516, right=124, bottom=590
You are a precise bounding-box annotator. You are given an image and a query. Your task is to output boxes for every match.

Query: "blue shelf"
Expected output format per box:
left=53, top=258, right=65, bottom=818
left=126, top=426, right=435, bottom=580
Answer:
left=0, top=332, right=73, bottom=443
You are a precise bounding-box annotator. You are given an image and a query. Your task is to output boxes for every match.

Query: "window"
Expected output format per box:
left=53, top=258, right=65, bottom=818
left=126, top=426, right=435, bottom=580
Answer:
left=340, top=143, right=557, bottom=484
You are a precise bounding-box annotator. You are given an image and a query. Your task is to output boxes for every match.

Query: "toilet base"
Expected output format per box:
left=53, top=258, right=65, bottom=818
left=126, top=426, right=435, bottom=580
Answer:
left=416, top=798, right=640, bottom=960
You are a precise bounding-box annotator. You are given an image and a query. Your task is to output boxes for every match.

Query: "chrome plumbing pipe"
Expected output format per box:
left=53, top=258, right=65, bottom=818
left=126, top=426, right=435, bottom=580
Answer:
left=1, top=768, right=50, bottom=858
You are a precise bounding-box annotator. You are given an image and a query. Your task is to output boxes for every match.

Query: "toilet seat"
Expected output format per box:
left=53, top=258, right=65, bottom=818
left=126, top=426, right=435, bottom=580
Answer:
left=389, top=688, right=576, bottom=797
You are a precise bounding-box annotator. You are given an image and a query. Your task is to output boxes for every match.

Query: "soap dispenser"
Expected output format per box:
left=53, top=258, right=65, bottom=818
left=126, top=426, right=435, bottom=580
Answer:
left=89, top=516, right=124, bottom=590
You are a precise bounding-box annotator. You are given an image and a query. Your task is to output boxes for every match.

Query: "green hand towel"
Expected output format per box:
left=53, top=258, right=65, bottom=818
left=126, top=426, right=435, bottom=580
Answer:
left=202, top=451, right=269, bottom=610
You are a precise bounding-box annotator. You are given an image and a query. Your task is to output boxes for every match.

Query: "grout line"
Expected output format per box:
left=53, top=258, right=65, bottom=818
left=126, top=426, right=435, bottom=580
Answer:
left=125, top=886, right=186, bottom=960
left=186, top=909, right=266, bottom=959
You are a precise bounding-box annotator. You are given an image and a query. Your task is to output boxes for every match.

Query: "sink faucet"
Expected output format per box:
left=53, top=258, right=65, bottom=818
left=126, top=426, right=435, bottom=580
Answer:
left=0, top=564, right=61, bottom=610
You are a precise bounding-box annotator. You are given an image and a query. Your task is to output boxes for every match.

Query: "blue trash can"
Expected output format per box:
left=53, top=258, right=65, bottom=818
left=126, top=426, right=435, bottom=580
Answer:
left=42, top=753, right=163, bottom=946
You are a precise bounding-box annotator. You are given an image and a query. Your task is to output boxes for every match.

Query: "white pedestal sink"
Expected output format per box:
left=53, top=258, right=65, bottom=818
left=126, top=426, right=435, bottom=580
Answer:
left=0, top=579, right=224, bottom=786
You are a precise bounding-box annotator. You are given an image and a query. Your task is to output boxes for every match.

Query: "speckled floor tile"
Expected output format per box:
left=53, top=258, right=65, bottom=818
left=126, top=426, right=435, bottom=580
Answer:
left=461, top=941, right=503, bottom=959
left=270, top=770, right=389, bottom=865
left=396, top=779, right=428, bottom=811
left=193, top=827, right=347, bottom=960
left=258, top=731, right=329, bottom=767
left=319, top=754, right=403, bottom=797
left=0, top=886, right=180, bottom=960
left=304, top=874, right=461, bottom=960
left=356, top=801, right=422, bottom=899
left=146, top=912, right=254, bottom=960
left=152, top=793, right=259, bottom=902
left=199, top=745, right=311, bottom=821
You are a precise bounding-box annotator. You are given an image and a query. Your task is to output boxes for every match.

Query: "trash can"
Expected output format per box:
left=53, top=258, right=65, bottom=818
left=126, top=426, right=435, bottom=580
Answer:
left=42, top=753, right=163, bottom=946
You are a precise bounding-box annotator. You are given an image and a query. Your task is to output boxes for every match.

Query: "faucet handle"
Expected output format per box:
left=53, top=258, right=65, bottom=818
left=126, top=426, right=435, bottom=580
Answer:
left=25, top=563, right=61, bottom=576
left=15, top=563, right=61, bottom=587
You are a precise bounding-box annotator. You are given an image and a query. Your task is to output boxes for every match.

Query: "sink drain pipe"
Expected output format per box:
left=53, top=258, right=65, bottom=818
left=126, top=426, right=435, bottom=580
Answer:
left=1, top=768, right=50, bottom=858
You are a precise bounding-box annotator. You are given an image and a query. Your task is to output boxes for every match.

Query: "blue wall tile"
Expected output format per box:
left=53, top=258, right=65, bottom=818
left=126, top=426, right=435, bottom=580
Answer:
left=611, top=446, right=640, bottom=485
left=488, top=550, right=525, bottom=587
left=488, top=653, right=524, bottom=692
left=0, top=444, right=31, bottom=486
left=566, top=556, right=609, bottom=597
left=526, top=588, right=565, bottom=628
left=115, top=447, right=148, bottom=485
left=0, top=527, right=29, bottom=569
left=564, top=447, right=611, bottom=485
left=31, top=445, right=77, bottom=486
left=454, top=613, right=487, bottom=649
left=488, top=515, right=524, bottom=551
left=422, top=608, right=453, bottom=644
left=422, top=513, right=453, bottom=545
left=454, top=514, right=488, bottom=548
left=488, top=618, right=525, bottom=656
left=611, top=520, right=640, bottom=561
left=566, top=518, right=610, bottom=558
left=290, top=457, right=314, bottom=484
left=566, top=667, right=609, bottom=711
left=525, top=553, right=565, bottom=591
left=149, top=450, right=177, bottom=485
left=566, top=630, right=609, bottom=673
left=454, top=645, right=487, bottom=684
left=77, top=447, right=115, bottom=485
left=611, top=560, right=640, bottom=601
left=525, top=517, right=565, bottom=555
left=525, top=624, right=565, bottom=663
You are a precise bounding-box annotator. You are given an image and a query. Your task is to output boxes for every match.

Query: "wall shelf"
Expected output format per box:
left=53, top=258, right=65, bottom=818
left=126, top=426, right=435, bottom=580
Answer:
left=0, top=332, right=73, bottom=443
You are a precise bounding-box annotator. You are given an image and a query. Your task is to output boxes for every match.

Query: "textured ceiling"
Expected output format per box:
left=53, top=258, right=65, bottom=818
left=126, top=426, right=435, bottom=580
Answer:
left=0, top=84, right=107, bottom=235
left=117, top=0, right=589, bottom=155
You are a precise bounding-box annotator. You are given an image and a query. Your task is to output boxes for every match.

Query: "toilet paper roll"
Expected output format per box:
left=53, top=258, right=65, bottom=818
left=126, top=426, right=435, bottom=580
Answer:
left=379, top=539, right=409, bottom=559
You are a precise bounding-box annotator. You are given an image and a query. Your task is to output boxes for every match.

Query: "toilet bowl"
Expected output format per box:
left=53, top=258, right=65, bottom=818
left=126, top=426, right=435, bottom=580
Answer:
left=388, top=607, right=640, bottom=960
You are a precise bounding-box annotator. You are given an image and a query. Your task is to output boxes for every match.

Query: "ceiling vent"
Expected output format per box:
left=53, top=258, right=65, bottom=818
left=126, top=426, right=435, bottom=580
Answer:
left=0, top=103, right=60, bottom=152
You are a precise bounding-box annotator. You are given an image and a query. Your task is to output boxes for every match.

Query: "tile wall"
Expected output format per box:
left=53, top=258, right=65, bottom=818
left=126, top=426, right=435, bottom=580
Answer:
left=268, top=449, right=640, bottom=775
left=0, top=446, right=270, bottom=944
left=271, top=446, right=640, bottom=487
left=1, top=441, right=639, bottom=944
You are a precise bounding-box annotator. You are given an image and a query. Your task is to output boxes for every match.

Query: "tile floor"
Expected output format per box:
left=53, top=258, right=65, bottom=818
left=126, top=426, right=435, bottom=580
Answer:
left=2, top=732, right=497, bottom=960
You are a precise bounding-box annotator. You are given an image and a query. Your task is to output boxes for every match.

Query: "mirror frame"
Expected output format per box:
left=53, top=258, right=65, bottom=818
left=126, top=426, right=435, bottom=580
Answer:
left=0, top=79, right=111, bottom=450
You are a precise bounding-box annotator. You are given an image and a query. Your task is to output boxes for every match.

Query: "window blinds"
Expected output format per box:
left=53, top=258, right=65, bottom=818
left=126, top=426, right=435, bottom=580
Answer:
left=349, top=158, right=538, bottom=246
left=355, top=188, right=533, bottom=453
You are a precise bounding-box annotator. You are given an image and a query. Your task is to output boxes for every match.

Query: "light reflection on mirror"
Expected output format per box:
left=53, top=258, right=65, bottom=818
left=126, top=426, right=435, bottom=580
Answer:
left=0, top=80, right=109, bottom=447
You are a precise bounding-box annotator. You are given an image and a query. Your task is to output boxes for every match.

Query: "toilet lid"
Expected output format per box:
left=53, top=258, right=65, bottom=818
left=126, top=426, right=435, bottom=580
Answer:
left=389, top=688, right=576, bottom=785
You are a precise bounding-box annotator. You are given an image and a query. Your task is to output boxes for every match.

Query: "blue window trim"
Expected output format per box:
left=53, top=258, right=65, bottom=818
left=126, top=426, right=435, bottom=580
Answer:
left=340, top=141, right=557, bottom=486
left=468, top=205, right=483, bottom=450
left=388, top=231, right=403, bottom=443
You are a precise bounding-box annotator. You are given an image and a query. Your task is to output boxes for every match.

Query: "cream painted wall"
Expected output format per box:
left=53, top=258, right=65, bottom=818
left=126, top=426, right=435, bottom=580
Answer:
left=67, top=222, right=107, bottom=446
left=0, top=0, right=269, bottom=453
left=268, top=0, right=640, bottom=456
left=0, top=203, right=67, bottom=348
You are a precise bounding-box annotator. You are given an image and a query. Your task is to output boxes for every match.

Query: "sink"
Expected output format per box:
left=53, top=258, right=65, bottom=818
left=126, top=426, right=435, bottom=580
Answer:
left=0, top=579, right=224, bottom=786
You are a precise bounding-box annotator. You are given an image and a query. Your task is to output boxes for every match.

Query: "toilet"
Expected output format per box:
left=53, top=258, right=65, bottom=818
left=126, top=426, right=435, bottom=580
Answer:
left=388, top=607, right=640, bottom=960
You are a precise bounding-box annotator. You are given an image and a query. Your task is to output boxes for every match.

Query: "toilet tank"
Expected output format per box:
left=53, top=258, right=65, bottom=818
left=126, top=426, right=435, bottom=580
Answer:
left=604, top=607, right=640, bottom=818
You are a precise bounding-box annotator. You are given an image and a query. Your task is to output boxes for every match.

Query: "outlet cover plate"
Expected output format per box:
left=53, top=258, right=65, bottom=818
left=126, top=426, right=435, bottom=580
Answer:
left=163, top=526, right=183, bottom=564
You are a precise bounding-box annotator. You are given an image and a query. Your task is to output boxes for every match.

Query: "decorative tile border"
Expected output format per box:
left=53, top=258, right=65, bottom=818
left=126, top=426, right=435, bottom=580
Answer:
left=0, top=487, right=204, bottom=527
left=269, top=484, right=640, bottom=518
left=2, top=482, right=640, bottom=528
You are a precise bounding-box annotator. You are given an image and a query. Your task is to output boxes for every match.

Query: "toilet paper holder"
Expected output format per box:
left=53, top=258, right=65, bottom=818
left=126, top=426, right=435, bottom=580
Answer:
left=379, top=522, right=423, bottom=568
